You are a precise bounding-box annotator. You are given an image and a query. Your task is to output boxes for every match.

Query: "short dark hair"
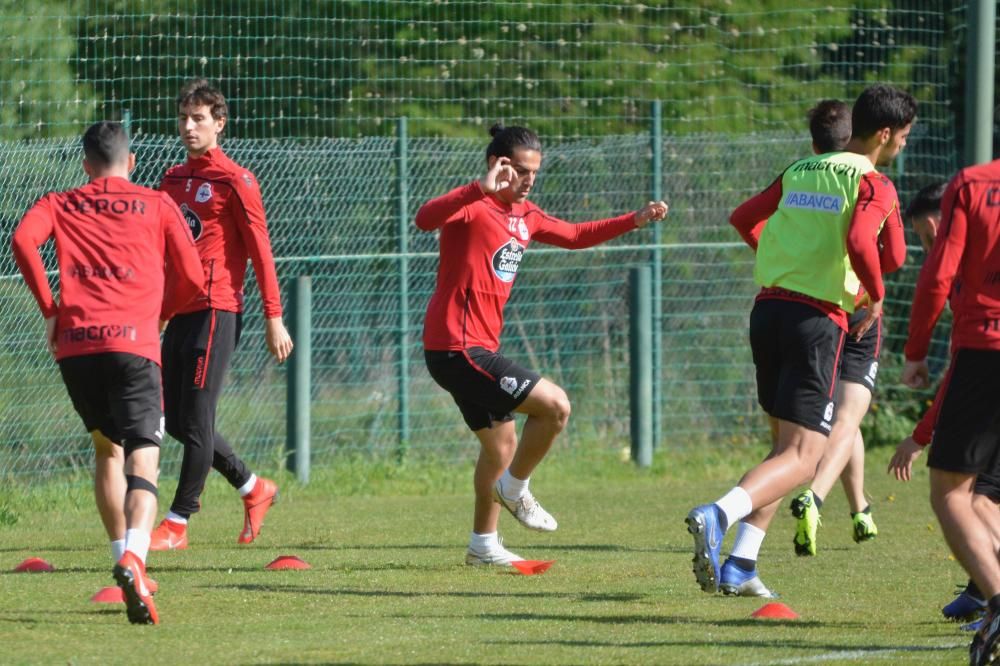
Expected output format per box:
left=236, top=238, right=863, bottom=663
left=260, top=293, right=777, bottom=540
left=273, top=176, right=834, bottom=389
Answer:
left=485, top=123, right=541, bottom=161
left=82, top=121, right=129, bottom=168
left=808, top=100, right=851, bottom=153
left=177, top=78, right=228, bottom=120
left=851, top=85, right=917, bottom=139
left=904, top=181, right=948, bottom=222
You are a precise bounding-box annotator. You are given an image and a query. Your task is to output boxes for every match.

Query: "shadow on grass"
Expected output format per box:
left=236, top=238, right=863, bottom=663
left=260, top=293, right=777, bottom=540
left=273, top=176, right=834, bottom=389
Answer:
left=282, top=543, right=671, bottom=554
left=0, top=608, right=125, bottom=625
left=200, top=582, right=646, bottom=602
left=486, top=637, right=962, bottom=655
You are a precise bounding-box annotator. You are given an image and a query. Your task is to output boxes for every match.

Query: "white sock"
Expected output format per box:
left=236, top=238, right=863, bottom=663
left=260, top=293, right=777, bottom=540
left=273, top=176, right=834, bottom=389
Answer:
left=499, top=470, right=528, bottom=500
left=165, top=511, right=188, bottom=525
left=238, top=474, right=258, bottom=497
left=715, top=486, right=753, bottom=530
left=125, top=529, right=151, bottom=564
left=730, top=521, right=767, bottom=562
left=110, top=538, right=126, bottom=563
left=469, top=531, right=499, bottom=551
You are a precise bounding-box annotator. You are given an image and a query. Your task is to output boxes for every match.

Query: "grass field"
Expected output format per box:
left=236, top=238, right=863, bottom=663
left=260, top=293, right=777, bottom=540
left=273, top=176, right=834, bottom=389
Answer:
left=0, top=445, right=973, bottom=665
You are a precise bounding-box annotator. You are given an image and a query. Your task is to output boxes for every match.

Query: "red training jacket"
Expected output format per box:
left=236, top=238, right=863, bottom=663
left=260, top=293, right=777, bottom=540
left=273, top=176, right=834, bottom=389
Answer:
left=159, top=147, right=283, bottom=319
left=417, top=181, right=638, bottom=351
left=905, top=159, right=1000, bottom=360
left=11, top=176, right=204, bottom=364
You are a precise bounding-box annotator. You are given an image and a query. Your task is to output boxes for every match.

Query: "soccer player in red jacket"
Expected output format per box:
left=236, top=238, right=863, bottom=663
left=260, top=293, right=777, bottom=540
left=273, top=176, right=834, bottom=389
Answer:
left=417, top=123, right=668, bottom=566
left=11, top=121, right=204, bottom=624
left=901, top=158, right=1000, bottom=665
left=150, top=80, right=293, bottom=550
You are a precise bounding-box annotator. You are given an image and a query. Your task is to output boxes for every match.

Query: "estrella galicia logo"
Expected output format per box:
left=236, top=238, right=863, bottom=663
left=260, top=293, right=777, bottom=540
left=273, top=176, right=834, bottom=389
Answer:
left=180, top=203, right=203, bottom=240
left=195, top=182, right=213, bottom=203
left=492, top=237, right=525, bottom=283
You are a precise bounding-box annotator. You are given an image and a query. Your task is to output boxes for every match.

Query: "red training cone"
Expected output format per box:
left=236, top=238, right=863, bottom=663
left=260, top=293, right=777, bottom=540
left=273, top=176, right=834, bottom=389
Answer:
left=13, top=557, right=54, bottom=573
left=90, top=586, right=125, bottom=603
left=751, top=602, right=799, bottom=620
left=265, top=555, right=311, bottom=570
left=511, top=560, right=555, bottom=576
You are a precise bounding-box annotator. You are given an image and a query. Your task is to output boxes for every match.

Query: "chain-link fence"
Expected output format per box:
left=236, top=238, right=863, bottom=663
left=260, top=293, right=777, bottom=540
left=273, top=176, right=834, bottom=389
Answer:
left=0, top=2, right=987, bottom=478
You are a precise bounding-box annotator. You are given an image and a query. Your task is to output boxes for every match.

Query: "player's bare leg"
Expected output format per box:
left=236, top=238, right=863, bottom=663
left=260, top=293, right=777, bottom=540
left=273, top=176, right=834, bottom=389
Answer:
left=465, top=421, right=523, bottom=565
left=510, top=378, right=571, bottom=479
left=839, top=432, right=869, bottom=514
left=737, top=420, right=826, bottom=506
left=792, top=382, right=874, bottom=554
left=930, top=470, right=1000, bottom=603
left=91, top=430, right=126, bottom=541
left=114, top=445, right=161, bottom=624
left=973, top=494, right=1000, bottom=554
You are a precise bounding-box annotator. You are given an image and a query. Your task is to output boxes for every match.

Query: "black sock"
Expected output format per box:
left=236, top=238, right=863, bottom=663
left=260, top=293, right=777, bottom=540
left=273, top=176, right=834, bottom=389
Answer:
left=853, top=504, right=871, bottom=517
left=988, top=593, right=1000, bottom=615
left=813, top=493, right=824, bottom=510
left=969, top=579, right=985, bottom=600
left=728, top=556, right=756, bottom=572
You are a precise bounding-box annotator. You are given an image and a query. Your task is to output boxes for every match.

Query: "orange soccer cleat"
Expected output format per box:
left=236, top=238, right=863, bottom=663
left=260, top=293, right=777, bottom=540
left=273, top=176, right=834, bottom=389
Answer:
left=149, top=518, right=188, bottom=551
left=238, top=477, right=278, bottom=544
left=112, top=551, right=159, bottom=625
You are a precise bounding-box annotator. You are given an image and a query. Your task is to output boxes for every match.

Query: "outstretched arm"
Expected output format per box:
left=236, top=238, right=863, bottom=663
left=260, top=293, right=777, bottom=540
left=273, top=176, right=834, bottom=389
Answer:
left=533, top=200, right=667, bottom=249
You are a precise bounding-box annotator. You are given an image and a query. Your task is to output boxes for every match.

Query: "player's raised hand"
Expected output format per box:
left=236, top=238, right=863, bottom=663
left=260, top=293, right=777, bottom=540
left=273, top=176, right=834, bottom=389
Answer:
left=480, top=157, right=517, bottom=194
left=635, top=200, right=669, bottom=228
left=265, top=316, right=294, bottom=363
left=44, top=315, right=57, bottom=358
left=901, top=358, right=929, bottom=389
left=887, top=435, right=924, bottom=481
left=848, top=299, right=882, bottom=341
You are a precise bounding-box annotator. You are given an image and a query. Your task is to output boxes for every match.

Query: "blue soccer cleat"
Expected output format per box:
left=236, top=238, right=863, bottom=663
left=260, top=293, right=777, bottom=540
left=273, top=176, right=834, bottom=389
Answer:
left=685, top=504, right=725, bottom=593
left=719, top=558, right=779, bottom=598
left=944, top=583, right=987, bottom=622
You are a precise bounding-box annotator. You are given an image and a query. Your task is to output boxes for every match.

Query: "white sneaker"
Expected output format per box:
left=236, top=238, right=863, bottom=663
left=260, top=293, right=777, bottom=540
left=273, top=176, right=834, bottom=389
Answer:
left=493, top=481, right=558, bottom=532
left=465, top=538, right=525, bottom=567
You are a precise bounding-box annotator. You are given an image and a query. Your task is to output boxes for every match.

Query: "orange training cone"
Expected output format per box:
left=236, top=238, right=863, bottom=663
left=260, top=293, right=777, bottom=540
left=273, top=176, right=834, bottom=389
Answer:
left=13, top=557, right=54, bottom=573
left=751, top=602, right=799, bottom=620
left=265, top=555, right=311, bottom=570
left=91, top=586, right=125, bottom=603
left=511, top=560, right=555, bottom=576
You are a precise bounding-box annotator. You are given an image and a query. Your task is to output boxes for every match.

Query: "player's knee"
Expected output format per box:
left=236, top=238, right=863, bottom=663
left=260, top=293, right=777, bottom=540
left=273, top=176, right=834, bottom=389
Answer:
left=551, top=394, right=571, bottom=431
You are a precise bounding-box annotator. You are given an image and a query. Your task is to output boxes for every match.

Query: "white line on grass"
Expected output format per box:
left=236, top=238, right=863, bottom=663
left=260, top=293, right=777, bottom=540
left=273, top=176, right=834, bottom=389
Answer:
left=734, top=641, right=966, bottom=666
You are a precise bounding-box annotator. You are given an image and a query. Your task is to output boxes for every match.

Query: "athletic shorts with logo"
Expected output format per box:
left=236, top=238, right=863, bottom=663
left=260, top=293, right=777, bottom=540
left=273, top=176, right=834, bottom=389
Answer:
left=929, top=348, right=1000, bottom=475
left=749, top=298, right=845, bottom=435
left=424, top=347, right=541, bottom=431
left=58, top=351, right=164, bottom=451
left=839, top=310, right=881, bottom=392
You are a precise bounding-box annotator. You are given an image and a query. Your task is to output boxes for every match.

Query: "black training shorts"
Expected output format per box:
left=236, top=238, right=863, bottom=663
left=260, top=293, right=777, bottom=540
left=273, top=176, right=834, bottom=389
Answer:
left=424, top=347, right=541, bottom=431
left=839, top=310, right=881, bottom=392
left=929, top=348, right=1000, bottom=475
left=749, top=298, right=845, bottom=436
left=58, top=352, right=163, bottom=450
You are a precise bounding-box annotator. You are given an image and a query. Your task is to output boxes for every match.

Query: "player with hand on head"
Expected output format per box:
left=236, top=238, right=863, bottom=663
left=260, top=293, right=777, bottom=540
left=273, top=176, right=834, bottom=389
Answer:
left=150, top=79, right=292, bottom=551
left=417, top=123, right=667, bottom=566
left=786, top=98, right=908, bottom=561
left=686, top=85, right=915, bottom=598
left=900, top=155, right=1000, bottom=666
left=11, top=121, right=204, bottom=624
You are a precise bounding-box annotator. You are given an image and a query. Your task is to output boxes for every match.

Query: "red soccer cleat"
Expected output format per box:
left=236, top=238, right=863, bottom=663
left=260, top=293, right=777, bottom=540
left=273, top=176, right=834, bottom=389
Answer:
left=112, top=551, right=159, bottom=625
left=238, top=477, right=279, bottom=544
left=149, top=518, right=188, bottom=551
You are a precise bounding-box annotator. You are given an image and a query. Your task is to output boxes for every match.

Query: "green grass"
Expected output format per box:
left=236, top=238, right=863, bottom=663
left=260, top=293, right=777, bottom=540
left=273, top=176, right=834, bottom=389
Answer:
left=0, top=445, right=970, bottom=665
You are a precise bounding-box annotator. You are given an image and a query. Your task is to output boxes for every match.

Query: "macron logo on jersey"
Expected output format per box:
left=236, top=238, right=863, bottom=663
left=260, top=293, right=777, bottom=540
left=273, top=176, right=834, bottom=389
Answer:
left=783, top=191, right=844, bottom=213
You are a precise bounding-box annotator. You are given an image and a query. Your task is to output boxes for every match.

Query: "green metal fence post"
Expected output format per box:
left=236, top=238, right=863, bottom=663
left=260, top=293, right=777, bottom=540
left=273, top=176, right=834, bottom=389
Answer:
left=650, top=101, right=663, bottom=450
left=397, top=117, right=411, bottom=460
left=630, top=266, right=653, bottom=468
left=122, top=109, right=131, bottom=138
left=965, top=0, right=996, bottom=166
left=286, top=276, right=312, bottom=483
